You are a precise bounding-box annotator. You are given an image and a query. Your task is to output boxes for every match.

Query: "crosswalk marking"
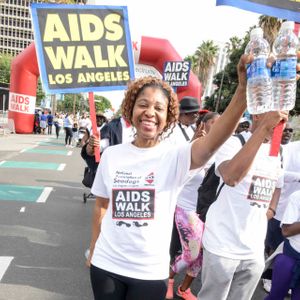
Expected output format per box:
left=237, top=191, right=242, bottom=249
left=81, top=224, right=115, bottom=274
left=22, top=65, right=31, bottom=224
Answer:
left=58, top=163, right=66, bottom=171
left=21, top=149, right=72, bottom=156
left=36, top=187, right=53, bottom=203
left=0, top=257, right=13, bottom=281
left=0, top=161, right=63, bottom=170
left=0, top=185, right=52, bottom=202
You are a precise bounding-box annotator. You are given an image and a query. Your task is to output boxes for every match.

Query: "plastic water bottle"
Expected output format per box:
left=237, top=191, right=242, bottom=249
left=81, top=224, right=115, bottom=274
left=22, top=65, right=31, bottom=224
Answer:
left=271, top=21, right=299, bottom=111
left=245, top=27, right=272, bottom=114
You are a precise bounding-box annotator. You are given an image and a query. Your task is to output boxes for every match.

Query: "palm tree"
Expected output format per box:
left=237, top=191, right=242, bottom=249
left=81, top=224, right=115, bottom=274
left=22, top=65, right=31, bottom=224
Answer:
left=259, top=15, right=283, bottom=49
left=184, top=55, right=198, bottom=73
left=194, top=40, right=219, bottom=91
left=225, top=36, right=242, bottom=56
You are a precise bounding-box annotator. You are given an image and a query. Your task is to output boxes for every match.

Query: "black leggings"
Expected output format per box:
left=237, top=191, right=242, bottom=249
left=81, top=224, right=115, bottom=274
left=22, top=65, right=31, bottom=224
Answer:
left=64, top=127, right=73, bottom=145
left=90, top=265, right=168, bottom=300
left=55, top=126, right=61, bottom=138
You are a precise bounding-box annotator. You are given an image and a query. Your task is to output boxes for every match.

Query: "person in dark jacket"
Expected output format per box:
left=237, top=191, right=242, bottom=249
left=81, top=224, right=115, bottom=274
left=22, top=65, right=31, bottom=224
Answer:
left=81, top=115, right=134, bottom=178
left=83, top=116, right=134, bottom=157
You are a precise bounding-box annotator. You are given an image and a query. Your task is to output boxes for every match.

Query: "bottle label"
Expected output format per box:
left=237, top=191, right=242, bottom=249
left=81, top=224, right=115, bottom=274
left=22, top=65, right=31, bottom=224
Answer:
left=247, top=58, right=270, bottom=79
left=271, top=58, right=297, bottom=79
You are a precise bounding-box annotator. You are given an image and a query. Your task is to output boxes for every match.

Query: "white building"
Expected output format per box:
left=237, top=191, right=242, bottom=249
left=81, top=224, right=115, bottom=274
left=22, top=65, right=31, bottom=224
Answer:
left=0, top=0, right=45, bottom=56
left=0, top=0, right=86, bottom=56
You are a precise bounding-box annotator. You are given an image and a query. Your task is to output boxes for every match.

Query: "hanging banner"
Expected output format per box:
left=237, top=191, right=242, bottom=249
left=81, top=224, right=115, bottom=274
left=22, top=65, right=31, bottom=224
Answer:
left=30, top=4, right=134, bottom=94
left=216, top=0, right=300, bottom=22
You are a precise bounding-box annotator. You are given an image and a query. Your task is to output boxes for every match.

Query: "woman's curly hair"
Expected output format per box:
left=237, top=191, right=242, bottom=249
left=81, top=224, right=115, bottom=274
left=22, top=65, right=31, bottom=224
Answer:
left=121, top=76, right=179, bottom=135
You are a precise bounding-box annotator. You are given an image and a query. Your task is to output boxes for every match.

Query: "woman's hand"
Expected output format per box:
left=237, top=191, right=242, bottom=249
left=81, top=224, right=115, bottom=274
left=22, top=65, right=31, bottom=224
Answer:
left=191, top=122, right=206, bottom=141
left=85, top=249, right=93, bottom=268
left=237, top=54, right=253, bottom=89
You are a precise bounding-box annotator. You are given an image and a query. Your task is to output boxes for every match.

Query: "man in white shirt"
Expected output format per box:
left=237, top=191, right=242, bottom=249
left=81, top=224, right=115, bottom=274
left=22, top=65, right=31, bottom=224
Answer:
left=262, top=125, right=298, bottom=293
left=198, top=113, right=285, bottom=300
left=265, top=124, right=297, bottom=257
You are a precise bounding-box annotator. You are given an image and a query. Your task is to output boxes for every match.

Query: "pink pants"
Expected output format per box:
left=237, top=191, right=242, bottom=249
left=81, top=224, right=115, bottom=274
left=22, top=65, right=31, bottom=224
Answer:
left=171, top=206, right=204, bottom=277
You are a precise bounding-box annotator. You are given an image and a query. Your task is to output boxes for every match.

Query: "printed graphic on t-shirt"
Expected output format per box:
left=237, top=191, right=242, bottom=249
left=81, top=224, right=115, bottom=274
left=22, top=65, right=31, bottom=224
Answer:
left=113, top=171, right=142, bottom=187
left=145, top=172, right=154, bottom=185
left=112, top=188, right=155, bottom=220
left=247, top=175, right=276, bottom=203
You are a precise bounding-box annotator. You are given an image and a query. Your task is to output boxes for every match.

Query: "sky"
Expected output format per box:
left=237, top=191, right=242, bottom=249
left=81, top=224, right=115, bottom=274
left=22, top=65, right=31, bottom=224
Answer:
left=91, top=0, right=261, bottom=58
left=90, top=0, right=261, bottom=110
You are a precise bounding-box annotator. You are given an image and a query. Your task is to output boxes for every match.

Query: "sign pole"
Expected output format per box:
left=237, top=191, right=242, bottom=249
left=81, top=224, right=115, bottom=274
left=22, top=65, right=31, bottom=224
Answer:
left=88, top=92, right=100, bottom=162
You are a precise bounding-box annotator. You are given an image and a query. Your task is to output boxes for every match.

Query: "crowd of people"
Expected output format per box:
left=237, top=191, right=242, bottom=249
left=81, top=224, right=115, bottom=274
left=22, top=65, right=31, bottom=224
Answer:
left=33, top=110, right=108, bottom=148
left=78, top=52, right=300, bottom=300
left=35, top=52, right=299, bottom=300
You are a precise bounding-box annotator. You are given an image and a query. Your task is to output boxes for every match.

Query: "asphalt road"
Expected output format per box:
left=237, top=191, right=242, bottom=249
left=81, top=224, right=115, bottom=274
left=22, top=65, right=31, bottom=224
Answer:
left=0, top=133, right=288, bottom=300
left=0, top=133, right=93, bottom=300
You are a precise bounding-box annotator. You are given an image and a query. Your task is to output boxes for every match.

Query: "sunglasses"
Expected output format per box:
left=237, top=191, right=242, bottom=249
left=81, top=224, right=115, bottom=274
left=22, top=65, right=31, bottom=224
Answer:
left=240, top=123, right=250, bottom=129
left=283, top=128, right=293, bottom=133
left=185, top=112, right=198, bottom=118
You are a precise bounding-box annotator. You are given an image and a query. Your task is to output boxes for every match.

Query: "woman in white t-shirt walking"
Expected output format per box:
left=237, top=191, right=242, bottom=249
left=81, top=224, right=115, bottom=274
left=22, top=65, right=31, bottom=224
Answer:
left=86, top=55, right=285, bottom=300
left=166, top=112, right=220, bottom=300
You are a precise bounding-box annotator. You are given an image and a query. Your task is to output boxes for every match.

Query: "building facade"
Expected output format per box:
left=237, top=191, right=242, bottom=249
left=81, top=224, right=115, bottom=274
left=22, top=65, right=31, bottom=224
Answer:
left=0, top=0, right=46, bottom=56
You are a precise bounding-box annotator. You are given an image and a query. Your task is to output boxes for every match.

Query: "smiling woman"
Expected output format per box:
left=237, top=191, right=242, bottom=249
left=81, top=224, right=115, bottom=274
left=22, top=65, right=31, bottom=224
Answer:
left=86, top=54, right=268, bottom=300
left=121, top=77, right=179, bottom=147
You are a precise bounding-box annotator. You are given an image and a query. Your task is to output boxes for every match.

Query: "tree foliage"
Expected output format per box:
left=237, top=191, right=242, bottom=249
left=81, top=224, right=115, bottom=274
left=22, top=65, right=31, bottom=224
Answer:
left=258, top=15, right=282, bottom=49
left=56, top=94, right=83, bottom=113
left=194, top=41, right=219, bottom=90
left=202, top=19, right=299, bottom=115
left=203, top=34, right=249, bottom=112
left=0, top=53, right=13, bottom=84
left=94, top=94, right=112, bottom=113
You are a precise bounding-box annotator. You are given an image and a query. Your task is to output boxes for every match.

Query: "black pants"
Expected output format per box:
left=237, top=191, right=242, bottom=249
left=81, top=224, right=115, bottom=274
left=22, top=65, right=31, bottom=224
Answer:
left=90, top=265, right=168, bottom=300
left=48, top=124, right=52, bottom=134
left=265, top=217, right=284, bottom=255
left=55, top=126, right=60, bottom=138
left=64, top=127, right=73, bottom=145
left=169, top=216, right=181, bottom=264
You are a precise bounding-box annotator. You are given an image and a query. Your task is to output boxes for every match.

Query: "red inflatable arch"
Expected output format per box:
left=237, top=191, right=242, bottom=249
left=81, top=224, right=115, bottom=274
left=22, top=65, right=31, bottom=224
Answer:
left=8, top=38, right=201, bottom=134
left=8, top=43, right=39, bottom=134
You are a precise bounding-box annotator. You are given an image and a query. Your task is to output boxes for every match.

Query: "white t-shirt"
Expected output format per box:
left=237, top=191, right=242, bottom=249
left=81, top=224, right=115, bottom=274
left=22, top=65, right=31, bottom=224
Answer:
left=203, top=132, right=283, bottom=261
left=79, top=117, right=91, bottom=129
left=165, top=123, right=195, bottom=145
left=177, top=156, right=214, bottom=211
left=91, top=141, right=192, bottom=280
left=281, top=190, right=300, bottom=252
left=276, top=141, right=300, bottom=221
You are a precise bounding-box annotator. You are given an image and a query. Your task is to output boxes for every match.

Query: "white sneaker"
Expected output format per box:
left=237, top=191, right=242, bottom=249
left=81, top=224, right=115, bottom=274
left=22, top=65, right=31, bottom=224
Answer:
left=263, top=279, right=272, bottom=293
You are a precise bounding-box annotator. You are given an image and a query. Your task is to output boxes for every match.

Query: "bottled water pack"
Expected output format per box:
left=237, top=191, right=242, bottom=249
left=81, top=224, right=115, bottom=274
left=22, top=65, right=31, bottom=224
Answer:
left=271, top=21, right=299, bottom=111
left=245, top=27, right=272, bottom=114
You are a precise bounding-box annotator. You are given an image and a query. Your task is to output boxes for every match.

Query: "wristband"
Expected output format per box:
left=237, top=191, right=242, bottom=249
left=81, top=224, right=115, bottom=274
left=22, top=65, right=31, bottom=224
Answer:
left=268, top=207, right=276, bottom=216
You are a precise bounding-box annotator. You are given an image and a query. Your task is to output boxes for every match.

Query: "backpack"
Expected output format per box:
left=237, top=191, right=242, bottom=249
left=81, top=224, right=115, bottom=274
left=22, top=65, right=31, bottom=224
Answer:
left=196, top=134, right=246, bottom=222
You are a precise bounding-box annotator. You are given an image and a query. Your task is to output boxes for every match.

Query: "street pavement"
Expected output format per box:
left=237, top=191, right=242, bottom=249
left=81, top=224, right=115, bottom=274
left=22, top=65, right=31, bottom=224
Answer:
left=0, top=133, right=93, bottom=300
left=0, top=133, right=288, bottom=300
